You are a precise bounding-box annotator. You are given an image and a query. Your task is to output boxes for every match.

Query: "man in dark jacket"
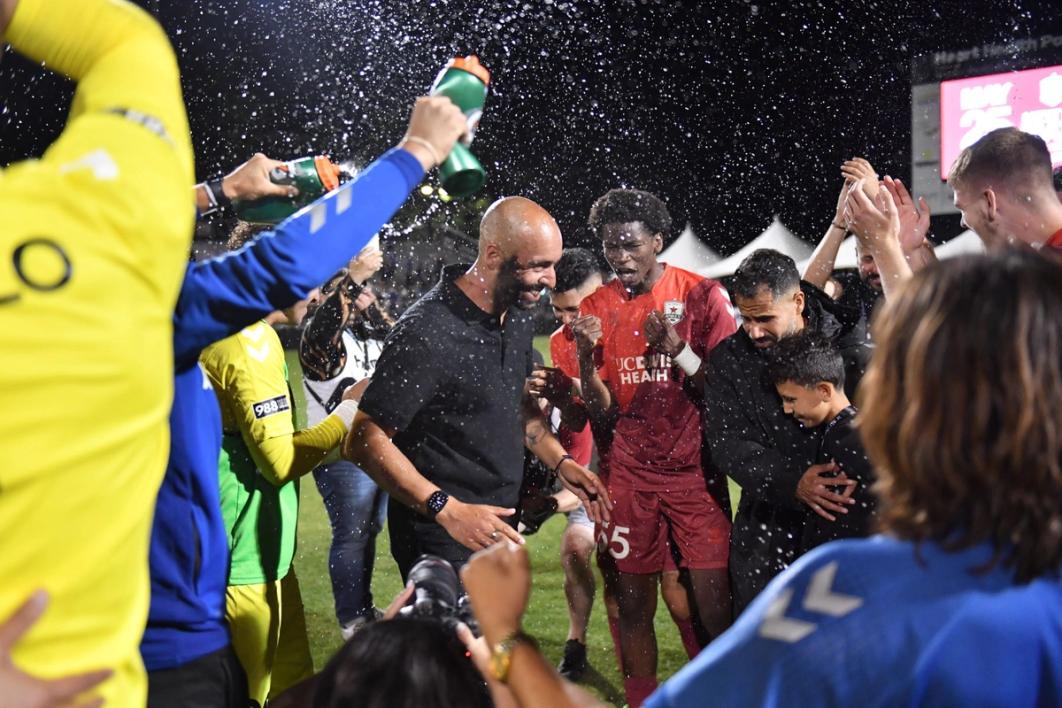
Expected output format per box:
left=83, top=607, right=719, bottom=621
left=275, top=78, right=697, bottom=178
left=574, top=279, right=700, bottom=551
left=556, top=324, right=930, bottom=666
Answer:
left=705, top=249, right=866, bottom=615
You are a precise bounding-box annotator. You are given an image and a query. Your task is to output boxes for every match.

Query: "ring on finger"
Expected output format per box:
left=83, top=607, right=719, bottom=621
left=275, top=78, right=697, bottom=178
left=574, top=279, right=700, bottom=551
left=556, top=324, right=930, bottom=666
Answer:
left=489, top=531, right=499, bottom=540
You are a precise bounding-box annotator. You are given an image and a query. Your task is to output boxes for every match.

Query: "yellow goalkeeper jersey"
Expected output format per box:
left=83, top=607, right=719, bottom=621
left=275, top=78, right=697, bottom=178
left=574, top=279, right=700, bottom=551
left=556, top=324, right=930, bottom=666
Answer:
left=0, top=0, right=193, bottom=704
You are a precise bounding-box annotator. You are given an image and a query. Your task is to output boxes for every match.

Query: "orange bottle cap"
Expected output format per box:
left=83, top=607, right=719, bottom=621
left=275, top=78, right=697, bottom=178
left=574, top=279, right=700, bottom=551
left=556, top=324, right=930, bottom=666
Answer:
left=447, top=55, right=490, bottom=86
left=315, top=156, right=341, bottom=192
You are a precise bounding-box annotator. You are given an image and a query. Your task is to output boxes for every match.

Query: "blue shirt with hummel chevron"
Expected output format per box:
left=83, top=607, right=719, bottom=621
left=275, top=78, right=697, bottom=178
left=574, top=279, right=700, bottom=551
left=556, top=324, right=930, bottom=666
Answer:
left=648, top=536, right=1062, bottom=707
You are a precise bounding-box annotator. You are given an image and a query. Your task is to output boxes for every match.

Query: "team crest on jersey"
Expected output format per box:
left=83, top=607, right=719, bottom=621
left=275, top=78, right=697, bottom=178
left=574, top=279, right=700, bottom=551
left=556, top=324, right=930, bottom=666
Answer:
left=663, top=300, right=685, bottom=324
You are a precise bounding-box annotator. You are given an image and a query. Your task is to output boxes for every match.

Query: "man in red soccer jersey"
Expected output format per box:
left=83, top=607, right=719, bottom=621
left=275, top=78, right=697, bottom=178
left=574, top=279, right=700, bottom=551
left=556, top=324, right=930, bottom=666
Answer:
left=570, top=189, right=736, bottom=707
left=533, top=248, right=717, bottom=685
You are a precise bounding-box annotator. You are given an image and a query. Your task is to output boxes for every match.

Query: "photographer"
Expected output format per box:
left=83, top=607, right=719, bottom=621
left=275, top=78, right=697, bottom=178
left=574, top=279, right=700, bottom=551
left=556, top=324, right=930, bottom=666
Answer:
left=300, top=248, right=394, bottom=639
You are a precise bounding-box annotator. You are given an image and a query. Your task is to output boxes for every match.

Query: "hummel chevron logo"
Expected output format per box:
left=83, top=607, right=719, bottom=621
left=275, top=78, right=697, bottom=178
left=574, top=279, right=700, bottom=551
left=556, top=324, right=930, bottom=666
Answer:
left=240, top=324, right=266, bottom=342
left=757, top=562, right=863, bottom=643
left=245, top=342, right=270, bottom=362
left=802, top=562, right=863, bottom=616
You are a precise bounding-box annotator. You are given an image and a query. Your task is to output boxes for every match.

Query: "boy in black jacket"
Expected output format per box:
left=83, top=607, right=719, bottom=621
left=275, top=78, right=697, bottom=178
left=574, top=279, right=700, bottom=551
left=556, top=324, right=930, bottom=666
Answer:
left=768, top=332, right=877, bottom=552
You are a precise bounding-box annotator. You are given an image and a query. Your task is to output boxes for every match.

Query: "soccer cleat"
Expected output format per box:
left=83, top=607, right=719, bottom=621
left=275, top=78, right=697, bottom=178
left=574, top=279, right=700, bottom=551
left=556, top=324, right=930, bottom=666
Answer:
left=557, top=639, right=588, bottom=682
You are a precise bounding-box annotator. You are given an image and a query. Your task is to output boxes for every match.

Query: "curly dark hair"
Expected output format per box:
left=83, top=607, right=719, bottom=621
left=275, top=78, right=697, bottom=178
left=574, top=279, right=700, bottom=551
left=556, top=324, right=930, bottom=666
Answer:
left=731, top=249, right=801, bottom=301
left=554, top=247, right=601, bottom=293
left=768, top=331, right=845, bottom=389
left=587, top=188, right=672, bottom=240
left=860, top=250, right=1062, bottom=583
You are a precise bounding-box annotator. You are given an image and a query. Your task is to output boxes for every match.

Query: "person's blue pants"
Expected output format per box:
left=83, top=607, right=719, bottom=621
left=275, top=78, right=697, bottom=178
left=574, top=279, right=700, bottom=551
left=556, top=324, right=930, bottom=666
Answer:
left=312, top=459, right=388, bottom=627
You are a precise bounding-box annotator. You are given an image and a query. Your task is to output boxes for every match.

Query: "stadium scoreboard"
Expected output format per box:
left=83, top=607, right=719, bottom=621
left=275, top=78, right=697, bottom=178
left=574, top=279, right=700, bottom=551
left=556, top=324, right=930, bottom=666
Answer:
left=911, top=34, right=1062, bottom=216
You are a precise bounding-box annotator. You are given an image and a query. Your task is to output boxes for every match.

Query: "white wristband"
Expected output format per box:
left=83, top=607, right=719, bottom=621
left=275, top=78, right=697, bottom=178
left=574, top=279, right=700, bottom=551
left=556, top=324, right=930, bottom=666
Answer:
left=331, top=400, right=359, bottom=432
left=672, top=344, right=702, bottom=377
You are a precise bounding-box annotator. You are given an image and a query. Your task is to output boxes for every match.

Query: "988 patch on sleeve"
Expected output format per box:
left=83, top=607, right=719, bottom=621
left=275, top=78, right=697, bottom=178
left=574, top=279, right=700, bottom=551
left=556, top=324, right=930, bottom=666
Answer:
left=252, top=395, right=291, bottom=419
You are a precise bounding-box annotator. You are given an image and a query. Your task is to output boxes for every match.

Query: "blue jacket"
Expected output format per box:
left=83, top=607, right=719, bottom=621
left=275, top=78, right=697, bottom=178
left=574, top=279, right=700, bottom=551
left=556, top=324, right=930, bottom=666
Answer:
left=647, top=536, right=1062, bottom=708
left=140, top=148, right=424, bottom=671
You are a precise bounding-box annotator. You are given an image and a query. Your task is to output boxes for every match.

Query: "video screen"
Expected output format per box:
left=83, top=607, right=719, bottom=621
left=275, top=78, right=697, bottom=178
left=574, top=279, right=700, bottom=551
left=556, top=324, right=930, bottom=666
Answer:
left=940, top=64, right=1062, bottom=179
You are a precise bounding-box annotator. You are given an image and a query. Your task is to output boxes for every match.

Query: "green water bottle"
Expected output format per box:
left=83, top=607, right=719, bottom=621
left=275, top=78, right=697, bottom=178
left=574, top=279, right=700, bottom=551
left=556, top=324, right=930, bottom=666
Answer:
left=234, top=156, right=354, bottom=224
left=430, top=56, right=490, bottom=198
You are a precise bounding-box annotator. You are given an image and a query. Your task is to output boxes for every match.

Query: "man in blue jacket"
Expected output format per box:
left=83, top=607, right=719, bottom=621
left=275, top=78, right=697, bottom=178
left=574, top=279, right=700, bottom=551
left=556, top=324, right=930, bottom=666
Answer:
left=142, top=96, right=466, bottom=707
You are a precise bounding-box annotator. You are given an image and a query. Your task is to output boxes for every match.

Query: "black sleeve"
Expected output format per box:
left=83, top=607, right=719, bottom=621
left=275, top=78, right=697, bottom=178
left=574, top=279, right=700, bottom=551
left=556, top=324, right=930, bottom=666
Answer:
left=358, top=321, right=444, bottom=432
left=704, top=346, right=806, bottom=511
left=299, top=280, right=361, bottom=381
left=827, top=424, right=877, bottom=495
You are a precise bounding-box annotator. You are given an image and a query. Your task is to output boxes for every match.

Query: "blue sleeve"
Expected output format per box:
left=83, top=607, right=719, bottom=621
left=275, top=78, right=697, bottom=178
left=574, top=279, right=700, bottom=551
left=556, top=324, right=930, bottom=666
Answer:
left=173, top=148, right=423, bottom=368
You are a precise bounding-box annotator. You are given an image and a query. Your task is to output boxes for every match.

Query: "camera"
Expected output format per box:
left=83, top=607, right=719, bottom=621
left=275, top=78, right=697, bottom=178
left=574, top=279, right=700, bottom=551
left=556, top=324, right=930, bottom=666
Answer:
left=399, top=554, right=479, bottom=635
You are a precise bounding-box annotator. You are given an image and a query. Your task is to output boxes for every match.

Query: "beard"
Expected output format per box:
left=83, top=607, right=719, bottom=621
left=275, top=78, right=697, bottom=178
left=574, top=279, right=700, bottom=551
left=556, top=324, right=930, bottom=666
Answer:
left=495, top=257, right=542, bottom=311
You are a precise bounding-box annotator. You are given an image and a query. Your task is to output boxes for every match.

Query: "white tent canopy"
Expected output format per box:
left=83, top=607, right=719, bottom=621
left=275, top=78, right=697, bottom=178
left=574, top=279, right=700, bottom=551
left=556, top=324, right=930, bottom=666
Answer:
left=796, top=235, right=859, bottom=275
left=700, top=217, right=814, bottom=279
left=935, top=229, right=985, bottom=259
left=660, top=224, right=721, bottom=271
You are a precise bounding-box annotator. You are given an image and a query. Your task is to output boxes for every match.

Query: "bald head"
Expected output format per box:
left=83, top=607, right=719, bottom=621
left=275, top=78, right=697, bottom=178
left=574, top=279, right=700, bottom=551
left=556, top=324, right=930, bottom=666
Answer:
left=479, top=196, right=561, bottom=259
left=474, top=196, right=563, bottom=312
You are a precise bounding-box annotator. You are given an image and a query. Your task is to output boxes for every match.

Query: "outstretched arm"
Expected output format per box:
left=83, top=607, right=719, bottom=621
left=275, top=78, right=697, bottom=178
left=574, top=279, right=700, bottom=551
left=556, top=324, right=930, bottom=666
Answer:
left=174, top=97, right=465, bottom=369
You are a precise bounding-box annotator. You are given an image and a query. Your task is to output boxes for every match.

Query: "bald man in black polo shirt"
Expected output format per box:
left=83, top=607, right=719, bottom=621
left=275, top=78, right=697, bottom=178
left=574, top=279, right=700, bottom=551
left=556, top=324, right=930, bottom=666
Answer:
left=344, top=196, right=611, bottom=578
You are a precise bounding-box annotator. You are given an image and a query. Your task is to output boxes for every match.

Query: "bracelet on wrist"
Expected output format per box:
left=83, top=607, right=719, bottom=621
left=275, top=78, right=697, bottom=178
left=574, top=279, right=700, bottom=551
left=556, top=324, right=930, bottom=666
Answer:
left=490, top=629, right=538, bottom=683
left=551, top=454, right=574, bottom=477
left=401, top=135, right=442, bottom=167
left=830, top=221, right=846, bottom=231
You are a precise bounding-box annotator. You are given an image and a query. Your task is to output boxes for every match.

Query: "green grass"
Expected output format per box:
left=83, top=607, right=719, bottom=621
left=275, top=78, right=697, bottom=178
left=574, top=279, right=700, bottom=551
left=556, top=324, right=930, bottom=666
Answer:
left=286, top=339, right=739, bottom=707
left=293, top=493, right=688, bottom=706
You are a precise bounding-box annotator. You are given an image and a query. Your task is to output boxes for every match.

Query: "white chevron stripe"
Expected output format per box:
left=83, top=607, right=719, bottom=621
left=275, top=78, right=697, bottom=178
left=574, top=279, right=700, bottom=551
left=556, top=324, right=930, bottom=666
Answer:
left=758, top=588, right=816, bottom=643
left=337, top=186, right=352, bottom=214
left=245, top=342, right=270, bottom=362
left=310, top=202, right=327, bottom=234
left=240, top=323, right=266, bottom=342
left=802, top=562, right=863, bottom=617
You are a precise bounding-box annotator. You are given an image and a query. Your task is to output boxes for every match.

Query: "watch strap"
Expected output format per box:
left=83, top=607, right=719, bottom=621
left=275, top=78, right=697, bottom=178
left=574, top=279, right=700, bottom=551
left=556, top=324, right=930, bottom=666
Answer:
left=490, top=629, right=537, bottom=683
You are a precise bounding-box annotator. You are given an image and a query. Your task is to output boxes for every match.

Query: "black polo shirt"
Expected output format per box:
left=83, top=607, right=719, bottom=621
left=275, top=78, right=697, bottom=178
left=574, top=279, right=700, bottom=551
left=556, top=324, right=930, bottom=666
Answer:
left=359, top=263, right=534, bottom=508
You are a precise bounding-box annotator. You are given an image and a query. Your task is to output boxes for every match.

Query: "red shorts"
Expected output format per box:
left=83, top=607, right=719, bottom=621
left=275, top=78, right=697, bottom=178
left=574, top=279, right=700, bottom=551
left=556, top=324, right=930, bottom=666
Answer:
left=596, top=486, right=730, bottom=574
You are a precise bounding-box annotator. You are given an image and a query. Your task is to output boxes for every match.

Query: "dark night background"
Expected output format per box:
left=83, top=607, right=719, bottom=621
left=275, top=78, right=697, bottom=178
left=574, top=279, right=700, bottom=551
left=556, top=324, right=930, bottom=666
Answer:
left=1, top=0, right=1058, bottom=253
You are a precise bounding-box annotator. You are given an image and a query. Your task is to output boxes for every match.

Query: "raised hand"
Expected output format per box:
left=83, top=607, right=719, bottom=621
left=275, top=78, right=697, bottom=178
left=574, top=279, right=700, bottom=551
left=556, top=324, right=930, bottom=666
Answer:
left=643, top=310, right=685, bottom=357
left=840, top=158, right=879, bottom=199
left=222, top=153, right=298, bottom=201
left=569, top=315, right=603, bottom=357
left=400, top=96, right=468, bottom=171
left=348, top=248, right=384, bottom=284
left=882, top=176, right=931, bottom=253
left=461, top=542, right=532, bottom=643
left=844, top=177, right=901, bottom=250
left=526, top=365, right=574, bottom=405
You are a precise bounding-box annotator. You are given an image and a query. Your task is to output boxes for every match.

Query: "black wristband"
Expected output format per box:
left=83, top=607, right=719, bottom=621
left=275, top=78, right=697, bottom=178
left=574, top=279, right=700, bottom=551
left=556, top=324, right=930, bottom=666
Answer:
left=551, top=454, right=574, bottom=477
left=340, top=275, right=365, bottom=299
left=207, top=178, right=232, bottom=212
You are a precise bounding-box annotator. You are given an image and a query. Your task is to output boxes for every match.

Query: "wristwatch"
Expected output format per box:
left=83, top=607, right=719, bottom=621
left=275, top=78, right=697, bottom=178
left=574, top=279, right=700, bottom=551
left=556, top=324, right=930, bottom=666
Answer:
left=425, top=490, right=449, bottom=518
left=489, top=629, right=537, bottom=683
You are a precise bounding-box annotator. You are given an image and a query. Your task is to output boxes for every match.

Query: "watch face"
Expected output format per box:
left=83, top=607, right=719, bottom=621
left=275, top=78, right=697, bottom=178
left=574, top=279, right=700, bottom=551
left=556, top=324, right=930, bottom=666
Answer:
left=428, top=491, right=448, bottom=516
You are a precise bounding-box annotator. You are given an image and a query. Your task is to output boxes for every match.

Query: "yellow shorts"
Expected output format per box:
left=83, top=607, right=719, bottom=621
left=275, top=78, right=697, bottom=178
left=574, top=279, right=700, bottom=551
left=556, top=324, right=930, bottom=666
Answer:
left=226, top=568, right=314, bottom=706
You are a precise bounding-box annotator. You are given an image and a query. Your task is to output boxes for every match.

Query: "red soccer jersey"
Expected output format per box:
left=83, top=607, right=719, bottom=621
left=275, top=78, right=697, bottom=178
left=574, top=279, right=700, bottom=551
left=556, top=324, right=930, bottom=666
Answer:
left=549, top=325, right=594, bottom=467
left=579, top=264, right=736, bottom=491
